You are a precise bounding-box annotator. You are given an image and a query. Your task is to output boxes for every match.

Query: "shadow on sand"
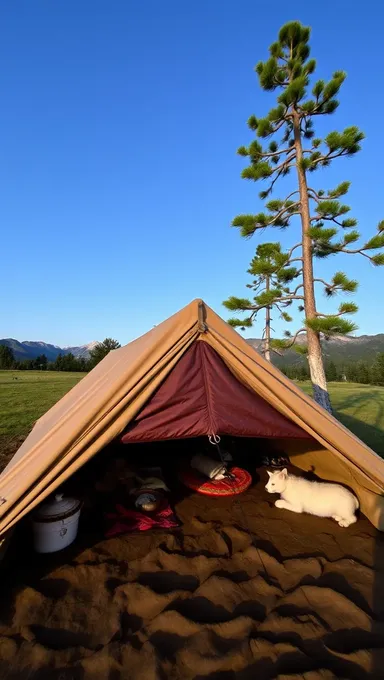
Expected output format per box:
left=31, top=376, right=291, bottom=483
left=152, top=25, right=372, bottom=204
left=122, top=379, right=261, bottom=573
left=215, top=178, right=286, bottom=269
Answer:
left=1, top=429, right=384, bottom=677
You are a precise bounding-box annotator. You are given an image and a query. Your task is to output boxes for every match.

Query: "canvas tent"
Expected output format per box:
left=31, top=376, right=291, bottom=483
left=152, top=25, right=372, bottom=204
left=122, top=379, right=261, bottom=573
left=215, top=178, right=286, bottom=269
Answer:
left=1, top=298, right=384, bottom=535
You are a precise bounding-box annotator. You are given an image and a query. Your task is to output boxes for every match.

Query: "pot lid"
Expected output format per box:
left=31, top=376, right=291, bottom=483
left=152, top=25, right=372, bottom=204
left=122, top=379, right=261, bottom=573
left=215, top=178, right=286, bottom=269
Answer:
left=34, top=493, right=81, bottom=521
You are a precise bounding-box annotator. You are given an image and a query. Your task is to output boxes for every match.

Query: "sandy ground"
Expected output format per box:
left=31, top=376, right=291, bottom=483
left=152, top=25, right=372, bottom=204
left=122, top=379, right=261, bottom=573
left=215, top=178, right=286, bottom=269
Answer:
left=1, top=465, right=384, bottom=679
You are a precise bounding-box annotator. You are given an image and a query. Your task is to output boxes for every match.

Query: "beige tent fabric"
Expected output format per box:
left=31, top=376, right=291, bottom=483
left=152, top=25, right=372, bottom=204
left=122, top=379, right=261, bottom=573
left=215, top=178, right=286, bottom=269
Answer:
left=0, top=304, right=200, bottom=534
left=201, top=307, right=384, bottom=528
left=1, top=298, right=384, bottom=534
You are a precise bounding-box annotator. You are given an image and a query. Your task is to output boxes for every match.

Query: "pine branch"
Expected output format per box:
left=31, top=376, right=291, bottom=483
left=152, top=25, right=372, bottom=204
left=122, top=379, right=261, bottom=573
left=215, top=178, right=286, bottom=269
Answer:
left=227, top=317, right=254, bottom=329
left=273, top=153, right=296, bottom=172
left=267, top=201, right=301, bottom=223
left=285, top=242, right=303, bottom=261
left=285, top=190, right=301, bottom=201
left=281, top=311, right=293, bottom=322
left=241, top=145, right=294, bottom=159
left=268, top=118, right=288, bottom=134
left=267, top=199, right=300, bottom=220
left=308, top=188, right=323, bottom=203
left=272, top=327, right=307, bottom=350
left=233, top=201, right=301, bottom=237
left=314, top=278, right=333, bottom=288
left=274, top=294, right=304, bottom=302
left=311, top=216, right=352, bottom=228
left=267, top=160, right=295, bottom=193
left=306, top=315, right=358, bottom=336
left=292, top=282, right=304, bottom=295
left=223, top=297, right=253, bottom=312
left=316, top=304, right=358, bottom=318
left=309, top=147, right=359, bottom=168
left=321, top=242, right=384, bottom=265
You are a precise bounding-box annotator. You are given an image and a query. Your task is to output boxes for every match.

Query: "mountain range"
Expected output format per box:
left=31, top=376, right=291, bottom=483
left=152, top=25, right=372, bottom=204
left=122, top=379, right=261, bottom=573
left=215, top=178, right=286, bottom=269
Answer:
left=0, top=339, right=99, bottom=362
left=246, top=333, right=384, bottom=366
left=1, top=333, right=384, bottom=365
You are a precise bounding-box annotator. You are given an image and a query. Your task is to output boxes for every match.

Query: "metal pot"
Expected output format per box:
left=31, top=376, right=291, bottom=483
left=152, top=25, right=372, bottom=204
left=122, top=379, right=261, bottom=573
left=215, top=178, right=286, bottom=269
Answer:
left=134, top=491, right=162, bottom=513
left=32, top=493, right=82, bottom=553
left=190, top=454, right=227, bottom=480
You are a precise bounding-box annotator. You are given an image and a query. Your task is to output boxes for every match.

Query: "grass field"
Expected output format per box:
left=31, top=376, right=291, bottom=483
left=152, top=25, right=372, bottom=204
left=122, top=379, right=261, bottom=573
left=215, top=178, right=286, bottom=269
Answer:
left=0, top=371, right=383, bottom=468
left=300, top=382, right=384, bottom=455
left=0, top=370, right=86, bottom=437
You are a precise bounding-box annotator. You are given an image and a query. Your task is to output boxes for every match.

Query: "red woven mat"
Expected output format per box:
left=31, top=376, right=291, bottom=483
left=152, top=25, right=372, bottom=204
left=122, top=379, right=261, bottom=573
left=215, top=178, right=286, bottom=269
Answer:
left=179, top=466, right=252, bottom=496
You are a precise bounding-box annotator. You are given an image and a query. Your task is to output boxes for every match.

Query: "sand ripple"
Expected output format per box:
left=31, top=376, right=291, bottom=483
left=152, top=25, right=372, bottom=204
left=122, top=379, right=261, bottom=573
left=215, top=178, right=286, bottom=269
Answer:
left=1, top=490, right=384, bottom=679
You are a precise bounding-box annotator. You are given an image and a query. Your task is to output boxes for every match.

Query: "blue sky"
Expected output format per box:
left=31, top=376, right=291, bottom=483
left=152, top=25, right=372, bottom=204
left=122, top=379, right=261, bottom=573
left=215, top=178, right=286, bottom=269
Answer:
left=1, top=1, right=383, bottom=346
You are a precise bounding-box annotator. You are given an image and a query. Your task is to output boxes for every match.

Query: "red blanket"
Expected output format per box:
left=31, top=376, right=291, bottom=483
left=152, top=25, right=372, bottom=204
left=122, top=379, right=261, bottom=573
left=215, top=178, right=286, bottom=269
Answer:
left=105, top=501, right=179, bottom=537
left=179, top=466, right=252, bottom=496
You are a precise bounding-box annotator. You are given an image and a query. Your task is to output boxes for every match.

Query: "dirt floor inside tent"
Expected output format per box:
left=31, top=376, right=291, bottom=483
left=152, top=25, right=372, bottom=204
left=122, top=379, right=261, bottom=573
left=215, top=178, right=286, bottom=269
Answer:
left=1, top=459, right=384, bottom=679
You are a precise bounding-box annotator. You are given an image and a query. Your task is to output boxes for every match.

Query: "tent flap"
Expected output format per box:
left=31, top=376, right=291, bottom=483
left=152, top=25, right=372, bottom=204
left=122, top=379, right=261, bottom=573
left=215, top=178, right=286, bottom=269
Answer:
left=121, top=341, right=310, bottom=442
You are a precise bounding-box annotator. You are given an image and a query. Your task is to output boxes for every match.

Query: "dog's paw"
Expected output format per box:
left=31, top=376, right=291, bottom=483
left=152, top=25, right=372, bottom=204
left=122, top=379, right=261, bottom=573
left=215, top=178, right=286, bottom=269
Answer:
left=275, top=499, right=284, bottom=509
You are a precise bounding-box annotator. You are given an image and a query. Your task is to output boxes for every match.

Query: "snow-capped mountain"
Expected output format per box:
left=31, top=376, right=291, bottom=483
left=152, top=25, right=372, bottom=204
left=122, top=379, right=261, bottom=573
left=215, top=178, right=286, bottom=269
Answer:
left=63, top=341, right=100, bottom=359
left=0, top=339, right=99, bottom=362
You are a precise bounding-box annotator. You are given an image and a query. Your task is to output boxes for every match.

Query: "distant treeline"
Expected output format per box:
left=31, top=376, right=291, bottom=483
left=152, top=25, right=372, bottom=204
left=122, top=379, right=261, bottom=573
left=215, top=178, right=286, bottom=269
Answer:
left=0, top=338, right=121, bottom=372
left=1, top=352, right=89, bottom=372
left=2, top=342, right=384, bottom=386
left=281, top=353, right=384, bottom=385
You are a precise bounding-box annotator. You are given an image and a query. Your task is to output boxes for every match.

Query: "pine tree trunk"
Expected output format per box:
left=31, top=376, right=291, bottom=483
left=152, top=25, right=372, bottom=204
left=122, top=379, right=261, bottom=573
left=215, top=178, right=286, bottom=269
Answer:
left=264, top=275, right=271, bottom=362
left=292, top=111, right=332, bottom=413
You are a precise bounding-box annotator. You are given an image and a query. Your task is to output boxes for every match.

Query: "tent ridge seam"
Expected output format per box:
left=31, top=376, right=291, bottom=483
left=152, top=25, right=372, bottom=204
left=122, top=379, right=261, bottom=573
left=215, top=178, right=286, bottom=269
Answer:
left=199, top=343, right=217, bottom=436
left=198, top=300, right=208, bottom=333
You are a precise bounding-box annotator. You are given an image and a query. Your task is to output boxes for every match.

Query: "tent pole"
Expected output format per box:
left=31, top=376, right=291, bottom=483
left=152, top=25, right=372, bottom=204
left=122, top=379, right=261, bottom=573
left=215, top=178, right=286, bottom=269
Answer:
left=198, top=300, right=208, bottom=333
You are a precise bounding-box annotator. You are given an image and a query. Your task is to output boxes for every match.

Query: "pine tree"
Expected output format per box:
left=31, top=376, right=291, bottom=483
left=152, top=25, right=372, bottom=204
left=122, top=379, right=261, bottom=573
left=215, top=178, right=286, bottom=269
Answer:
left=53, top=354, right=64, bottom=371
left=35, top=354, right=48, bottom=370
left=297, top=364, right=310, bottom=381
left=371, top=353, right=384, bottom=385
left=88, top=338, right=121, bottom=369
left=223, top=242, right=298, bottom=361
left=77, top=357, right=88, bottom=373
left=355, top=360, right=371, bottom=384
left=325, top=360, right=338, bottom=382
left=0, top=345, right=15, bottom=369
left=344, top=362, right=357, bottom=383
left=233, top=21, right=384, bottom=412
left=60, top=353, right=77, bottom=372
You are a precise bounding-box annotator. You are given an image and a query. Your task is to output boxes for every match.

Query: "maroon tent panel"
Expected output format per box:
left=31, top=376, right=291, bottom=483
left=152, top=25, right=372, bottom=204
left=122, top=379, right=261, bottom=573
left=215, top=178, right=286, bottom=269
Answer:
left=121, top=341, right=309, bottom=444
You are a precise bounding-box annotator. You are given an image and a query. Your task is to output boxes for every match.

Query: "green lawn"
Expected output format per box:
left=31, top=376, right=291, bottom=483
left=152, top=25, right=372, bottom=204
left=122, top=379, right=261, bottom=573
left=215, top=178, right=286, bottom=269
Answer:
left=0, top=371, right=86, bottom=437
left=0, top=372, right=383, bottom=471
left=0, top=371, right=86, bottom=468
left=300, top=381, right=384, bottom=455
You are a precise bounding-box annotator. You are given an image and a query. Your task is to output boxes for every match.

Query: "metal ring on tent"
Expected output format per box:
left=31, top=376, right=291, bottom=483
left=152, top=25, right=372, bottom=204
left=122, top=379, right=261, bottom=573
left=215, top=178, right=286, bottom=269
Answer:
left=207, top=435, right=235, bottom=479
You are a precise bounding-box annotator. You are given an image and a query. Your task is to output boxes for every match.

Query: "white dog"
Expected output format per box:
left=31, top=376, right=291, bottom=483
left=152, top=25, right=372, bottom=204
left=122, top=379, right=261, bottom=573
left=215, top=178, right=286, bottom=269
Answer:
left=265, top=468, right=359, bottom=527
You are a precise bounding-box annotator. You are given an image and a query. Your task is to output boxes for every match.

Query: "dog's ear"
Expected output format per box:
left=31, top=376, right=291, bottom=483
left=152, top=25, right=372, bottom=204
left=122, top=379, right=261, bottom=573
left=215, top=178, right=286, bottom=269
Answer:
left=280, top=468, right=288, bottom=478
left=266, top=470, right=272, bottom=477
